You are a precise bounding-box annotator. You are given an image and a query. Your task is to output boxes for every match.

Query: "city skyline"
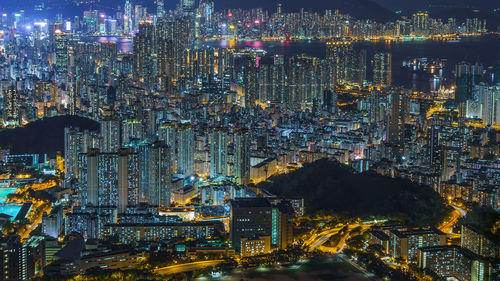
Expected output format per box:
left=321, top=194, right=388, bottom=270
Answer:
left=0, top=0, right=497, bottom=281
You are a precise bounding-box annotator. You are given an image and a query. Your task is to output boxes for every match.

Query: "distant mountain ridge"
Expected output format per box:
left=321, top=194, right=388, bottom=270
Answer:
left=372, top=0, right=500, bottom=12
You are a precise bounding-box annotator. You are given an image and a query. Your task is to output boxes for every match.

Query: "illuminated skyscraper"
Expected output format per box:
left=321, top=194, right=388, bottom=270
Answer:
left=348, top=49, right=367, bottom=86
left=210, top=128, right=229, bottom=178
left=147, top=142, right=172, bottom=208
left=158, top=122, right=177, bottom=172
left=455, top=62, right=483, bottom=104
left=234, top=129, right=250, bottom=185
left=4, top=86, right=19, bottom=121
left=181, top=0, right=195, bottom=11
left=387, top=89, right=409, bottom=146
left=156, top=18, right=175, bottom=93
left=77, top=148, right=139, bottom=210
left=118, top=150, right=140, bottom=212
left=322, top=89, right=338, bottom=114
left=133, top=22, right=156, bottom=91
left=134, top=5, right=147, bottom=31
left=412, top=12, right=429, bottom=35
left=124, top=0, right=132, bottom=35
left=64, top=127, right=99, bottom=179
left=96, top=153, right=120, bottom=207
left=55, top=34, right=70, bottom=82
left=100, top=118, right=121, bottom=153
left=373, top=52, right=392, bottom=87
left=177, top=123, right=194, bottom=176
left=326, top=41, right=352, bottom=83
left=461, top=224, right=499, bottom=258
left=121, top=118, right=144, bottom=145
left=156, top=0, right=165, bottom=18
left=473, top=84, right=500, bottom=126
left=243, top=56, right=258, bottom=107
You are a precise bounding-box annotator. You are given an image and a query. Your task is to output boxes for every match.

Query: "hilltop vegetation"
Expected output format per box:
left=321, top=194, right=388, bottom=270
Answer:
left=458, top=205, right=500, bottom=241
left=0, top=115, right=99, bottom=157
left=259, top=159, right=450, bottom=227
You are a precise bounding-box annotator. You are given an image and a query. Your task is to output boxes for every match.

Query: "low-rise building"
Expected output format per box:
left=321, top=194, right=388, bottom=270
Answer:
left=104, top=221, right=223, bottom=243
left=240, top=236, right=271, bottom=257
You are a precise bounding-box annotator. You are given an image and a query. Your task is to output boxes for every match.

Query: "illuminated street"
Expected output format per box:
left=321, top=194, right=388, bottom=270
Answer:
left=155, top=260, right=224, bottom=275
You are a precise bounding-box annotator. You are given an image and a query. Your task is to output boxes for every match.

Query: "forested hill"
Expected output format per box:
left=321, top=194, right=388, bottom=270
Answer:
left=0, top=116, right=99, bottom=158
left=259, top=159, right=450, bottom=227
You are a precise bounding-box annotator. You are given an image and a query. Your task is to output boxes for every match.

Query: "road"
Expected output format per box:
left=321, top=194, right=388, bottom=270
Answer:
left=154, top=260, right=224, bottom=275
left=439, top=204, right=466, bottom=235
left=304, top=226, right=344, bottom=250
left=305, top=223, right=373, bottom=252
left=338, top=254, right=375, bottom=278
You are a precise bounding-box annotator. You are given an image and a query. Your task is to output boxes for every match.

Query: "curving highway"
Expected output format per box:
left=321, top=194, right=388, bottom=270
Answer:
left=154, top=260, right=224, bottom=275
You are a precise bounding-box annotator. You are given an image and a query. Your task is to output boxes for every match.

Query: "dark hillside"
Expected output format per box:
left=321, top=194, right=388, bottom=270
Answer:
left=0, top=116, right=99, bottom=157
left=259, top=159, right=450, bottom=226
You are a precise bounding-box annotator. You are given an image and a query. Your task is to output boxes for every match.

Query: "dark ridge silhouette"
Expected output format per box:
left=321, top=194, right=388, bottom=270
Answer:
left=259, top=159, right=450, bottom=227
left=373, top=0, right=500, bottom=13
left=0, top=116, right=99, bottom=158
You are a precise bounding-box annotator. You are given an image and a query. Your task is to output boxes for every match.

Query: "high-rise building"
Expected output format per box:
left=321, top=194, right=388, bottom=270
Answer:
left=177, top=123, right=194, bottom=176
left=473, top=84, right=500, bottom=125
left=156, top=18, right=175, bottom=93
left=158, top=122, right=177, bottom=172
left=181, top=0, right=195, bottom=11
left=100, top=118, right=121, bottom=153
left=373, top=52, right=392, bottom=87
left=124, top=0, right=132, bottom=35
left=243, top=56, right=258, bottom=107
left=55, top=34, right=70, bottom=82
left=156, top=0, right=165, bottom=18
left=210, top=128, right=229, bottom=178
left=387, top=89, right=409, bottom=146
left=78, top=149, right=138, bottom=210
left=348, top=49, right=367, bottom=86
left=121, top=118, right=144, bottom=145
left=147, top=142, right=172, bottom=208
left=455, top=62, right=484, bottom=106
left=494, top=60, right=500, bottom=85
left=388, top=228, right=446, bottom=261
left=134, top=5, right=147, bottom=31
left=64, top=127, right=99, bottom=179
left=96, top=152, right=120, bottom=207
left=461, top=224, right=499, bottom=258
left=234, top=129, right=250, bottom=185
left=4, top=86, right=19, bottom=121
left=418, top=245, right=494, bottom=281
left=78, top=150, right=99, bottom=206
left=326, top=41, right=352, bottom=83
left=412, top=12, right=429, bottom=35
left=0, top=235, right=23, bottom=281
left=133, top=22, right=156, bottom=91
left=118, top=149, right=140, bottom=213
left=322, top=89, right=338, bottom=114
